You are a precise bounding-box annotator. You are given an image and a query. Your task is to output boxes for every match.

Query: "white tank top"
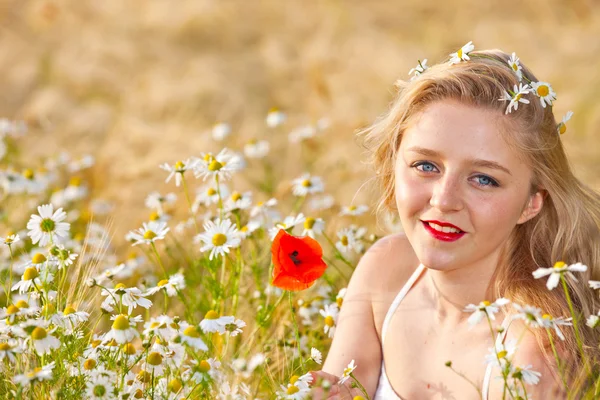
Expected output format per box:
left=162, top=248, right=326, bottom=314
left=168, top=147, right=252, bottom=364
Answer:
left=374, top=263, right=511, bottom=399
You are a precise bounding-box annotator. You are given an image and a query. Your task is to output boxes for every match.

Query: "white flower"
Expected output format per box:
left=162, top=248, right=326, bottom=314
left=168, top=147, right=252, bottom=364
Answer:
left=268, top=213, right=306, bottom=240
left=30, top=327, right=61, bottom=355
left=101, top=285, right=152, bottom=314
left=335, top=226, right=367, bottom=255
left=338, top=360, right=357, bottom=385
left=59, top=306, right=90, bottom=329
left=180, top=324, right=208, bottom=351
left=1, top=234, right=20, bottom=246
left=499, top=83, right=531, bottom=114
left=319, top=303, right=339, bottom=338
left=278, top=372, right=313, bottom=399
left=145, top=351, right=166, bottom=376
left=266, top=108, right=286, bottom=128
left=589, top=280, right=600, bottom=290
left=339, top=204, right=369, bottom=217
left=310, top=347, right=322, bottom=365
left=557, top=111, right=573, bottom=135
left=244, top=139, right=270, bottom=159
left=212, top=122, right=231, bottom=141
left=408, top=59, right=428, bottom=80
left=85, top=374, right=115, bottom=399
left=145, top=272, right=185, bottom=297
left=195, top=218, right=241, bottom=260
left=27, top=204, right=70, bottom=246
left=301, top=217, right=325, bottom=239
left=530, top=81, right=557, bottom=108
left=128, top=220, right=169, bottom=246
left=485, top=339, right=517, bottom=368
left=448, top=41, right=474, bottom=64
left=288, top=125, right=316, bottom=143
left=308, top=194, right=335, bottom=211
left=506, top=52, right=523, bottom=81
left=463, top=298, right=510, bottom=327
left=510, top=364, right=542, bottom=386
left=193, top=148, right=244, bottom=182
left=159, top=158, right=198, bottom=187
left=0, top=339, right=22, bottom=363
left=291, top=173, right=324, bottom=197
left=187, top=358, right=221, bottom=383
left=224, top=191, right=253, bottom=212
left=538, top=313, right=572, bottom=341
left=532, top=261, right=588, bottom=290
left=586, top=311, right=600, bottom=329
left=224, top=318, right=246, bottom=336
left=512, top=303, right=544, bottom=328
left=145, top=191, right=177, bottom=213
left=11, top=267, right=45, bottom=294
left=104, top=314, right=139, bottom=344
left=14, top=362, right=55, bottom=385
left=199, top=310, right=234, bottom=334
left=336, top=288, right=347, bottom=307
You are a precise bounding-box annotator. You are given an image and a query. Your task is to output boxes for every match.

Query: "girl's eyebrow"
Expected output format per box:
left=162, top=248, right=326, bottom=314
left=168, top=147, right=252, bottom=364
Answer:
left=405, top=146, right=512, bottom=176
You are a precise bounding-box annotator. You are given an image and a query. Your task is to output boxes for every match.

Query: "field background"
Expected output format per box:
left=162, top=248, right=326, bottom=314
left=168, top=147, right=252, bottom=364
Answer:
left=1, top=0, right=599, bottom=247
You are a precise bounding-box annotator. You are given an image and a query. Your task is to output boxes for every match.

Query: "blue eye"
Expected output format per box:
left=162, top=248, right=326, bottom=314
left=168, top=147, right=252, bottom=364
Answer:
left=410, top=161, right=500, bottom=188
left=474, top=175, right=500, bottom=187
left=413, top=161, right=438, bottom=173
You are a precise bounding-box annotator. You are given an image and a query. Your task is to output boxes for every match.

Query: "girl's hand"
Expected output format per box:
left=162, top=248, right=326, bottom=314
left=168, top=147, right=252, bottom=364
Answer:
left=309, top=370, right=367, bottom=400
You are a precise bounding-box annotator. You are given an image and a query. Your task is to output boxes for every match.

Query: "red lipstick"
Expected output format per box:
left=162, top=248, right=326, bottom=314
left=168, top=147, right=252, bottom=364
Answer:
left=421, top=220, right=466, bottom=242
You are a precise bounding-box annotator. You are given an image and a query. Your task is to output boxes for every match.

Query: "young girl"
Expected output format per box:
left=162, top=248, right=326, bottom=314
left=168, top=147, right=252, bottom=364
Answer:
left=310, top=44, right=600, bottom=399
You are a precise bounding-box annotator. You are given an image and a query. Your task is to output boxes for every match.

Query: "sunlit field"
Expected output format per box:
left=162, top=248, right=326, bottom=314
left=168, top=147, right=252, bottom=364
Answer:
left=1, top=1, right=600, bottom=399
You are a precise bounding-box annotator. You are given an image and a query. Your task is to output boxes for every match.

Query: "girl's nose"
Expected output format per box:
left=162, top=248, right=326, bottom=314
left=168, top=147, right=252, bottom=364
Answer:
left=429, top=174, right=464, bottom=212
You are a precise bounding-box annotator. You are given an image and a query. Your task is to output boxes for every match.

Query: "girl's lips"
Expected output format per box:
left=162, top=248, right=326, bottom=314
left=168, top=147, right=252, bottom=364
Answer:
left=421, top=220, right=466, bottom=242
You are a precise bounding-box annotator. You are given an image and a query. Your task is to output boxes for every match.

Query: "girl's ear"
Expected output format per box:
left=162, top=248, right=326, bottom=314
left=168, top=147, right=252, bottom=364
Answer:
left=517, top=189, right=546, bottom=224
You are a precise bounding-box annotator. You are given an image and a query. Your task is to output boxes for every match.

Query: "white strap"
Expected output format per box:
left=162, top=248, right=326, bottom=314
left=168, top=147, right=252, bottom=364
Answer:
left=381, top=263, right=425, bottom=344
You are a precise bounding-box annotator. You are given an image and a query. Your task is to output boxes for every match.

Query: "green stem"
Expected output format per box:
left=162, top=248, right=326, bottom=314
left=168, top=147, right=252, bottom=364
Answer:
left=545, top=327, right=569, bottom=393
left=349, top=372, right=371, bottom=400
left=560, top=275, right=592, bottom=376
left=288, top=291, right=304, bottom=370
left=150, top=242, right=168, bottom=279
left=181, top=173, right=199, bottom=235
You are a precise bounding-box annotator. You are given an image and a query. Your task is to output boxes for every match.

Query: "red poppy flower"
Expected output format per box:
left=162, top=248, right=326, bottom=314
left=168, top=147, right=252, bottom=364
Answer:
left=271, top=229, right=327, bottom=291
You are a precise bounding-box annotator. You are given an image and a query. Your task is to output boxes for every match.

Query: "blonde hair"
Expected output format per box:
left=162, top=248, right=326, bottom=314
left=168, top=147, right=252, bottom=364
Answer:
left=359, top=49, right=600, bottom=392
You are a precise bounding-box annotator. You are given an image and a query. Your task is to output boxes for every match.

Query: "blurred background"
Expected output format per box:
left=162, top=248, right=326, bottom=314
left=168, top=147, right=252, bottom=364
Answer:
left=1, top=0, right=599, bottom=244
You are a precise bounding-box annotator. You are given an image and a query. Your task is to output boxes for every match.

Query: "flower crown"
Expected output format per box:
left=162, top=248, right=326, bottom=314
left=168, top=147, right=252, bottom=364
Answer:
left=407, top=41, right=573, bottom=135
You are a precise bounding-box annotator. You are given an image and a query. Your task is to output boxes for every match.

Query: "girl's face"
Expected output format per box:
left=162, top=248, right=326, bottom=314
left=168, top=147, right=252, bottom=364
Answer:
left=395, top=100, right=544, bottom=270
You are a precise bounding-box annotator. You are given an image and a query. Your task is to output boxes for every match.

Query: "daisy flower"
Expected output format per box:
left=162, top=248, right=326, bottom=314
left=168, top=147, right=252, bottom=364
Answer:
left=310, top=347, right=322, bottom=365
left=485, top=339, right=518, bottom=368
left=291, top=173, right=324, bottom=197
left=250, top=198, right=280, bottom=223
left=104, top=314, right=139, bottom=344
left=338, top=360, right=357, bottom=385
left=180, top=325, right=208, bottom=351
left=195, top=218, right=241, bottom=260
left=143, top=315, right=178, bottom=341
left=224, top=318, right=246, bottom=336
left=586, top=311, right=600, bottom=329
left=193, top=183, right=230, bottom=211
left=532, top=261, right=588, bottom=290
left=301, top=217, right=325, bottom=238
left=336, top=288, right=347, bottom=307
left=509, top=364, right=542, bottom=386
left=499, top=83, right=531, bottom=114
left=193, top=148, right=244, bottom=182
left=266, top=107, right=286, bottom=128
left=11, top=267, right=44, bottom=294
left=268, top=213, right=306, bottom=240
left=59, top=305, right=90, bottom=329
left=128, top=220, right=170, bottom=246
left=244, top=139, right=270, bottom=159
left=557, top=110, right=573, bottom=135
left=0, top=339, right=23, bottom=363
left=589, top=280, right=600, bottom=290
left=339, top=204, right=369, bottom=217
left=145, top=351, right=166, bottom=376
left=145, top=272, right=185, bottom=297
left=101, top=284, right=152, bottom=314
left=512, top=303, right=544, bottom=328
left=289, top=125, right=317, bottom=143
left=538, top=313, right=572, bottom=341
left=14, top=362, right=55, bottom=385
left=278, top=373, right=313, bottom=399
left=199, top=310, right=234, bottom=334
left=159, top=158, right=198, bottom=187
left=212, top=122, right=231, bottom=141
left=308, top=194, right=335, bottom=211
left=335, top=225, right=367, bottom=255
left=224, top=191, right=253, bottom=212
left=145, top=191, right=177, bottom=214
left=1, top=233, right=20, bottom=246
left=530, top=81, right=557, bottom=108
left=448, top=41, right=474, bottom=64
left=319, top=303, right=339, bottom=338
left=506, top=52, right=523, bottom=81
left=463, top=298, right=510, bottom=327
left=30, top=326, right=61, bottom=355
left=27, top=204, right=70, bottom=246
left=187, top=358, right=221, bottom=383
left=408, top=59, right=428, bottom=80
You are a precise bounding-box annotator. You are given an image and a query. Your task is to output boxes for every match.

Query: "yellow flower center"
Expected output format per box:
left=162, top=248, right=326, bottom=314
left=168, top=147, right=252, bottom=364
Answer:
left=559, top=123, right=567, bottom=135
left=91, top=340, right=102, bottom=348
left=482, top=300, right=491, bottom=307
left=324, top=316, right=335, bottom=327
left=301, top=179, right=311, bottom=187
left=123, top=343, right=136, bottom=355
left=290, top=375, right=299, bottom=384
left=286, top=385, right=299, bottom=395
left=23, top=267, right=39, bottom=281
left=205, top=310, right=218, bottom=319
left=514, top=93, right=522, bottom=102
left=143, top=230, right=157, bottom=240
left=198, top=360, right=211, bottom=373
left=208, top=160, right=223, bottom=171
left=157, top=279, right=169, bottom=287
left=22, top=169, right=35, bottom=180
left=183, top=326, right=201, bottom=338
left=168, top=379, right=183, bottom=393
left=63, top=306, right=76, bottom=315
left=6, top=305, right=19, bottom=315
left=537, top=85, right=549, bottom=97
left=207, top=187, right=217, bottom=196
left=137, top=370, right=151, bottom=383
left=147, top=352, right=163, bottom=366
left=69, top=176, right=82, bottom=186
left=0, top=342, right=11, bottom=351
left=542, top=314, right=552, bottom=320
left=336, top=298, right=343, bottom=307
left=497, top=350, right=508, bottom=359
left=174, top=161, right=185, bottom=170
left=114, top=283, right=127, bottom=290
left=349, top=205, right=357, bottom=211
left=457, top=49, right=463, bottom=58
left=112, top=315, right=130, bottom=331
left=93, top=385, right=106, bottom=397
left=304, top=217, right=316, bottom=229
left=31, top=327, right=48, bottom=340
left=554, top=261, right=566, bottom=269
left=84, top=358, right=97, bottom=370
left=149, top=211, right=160, bottom=221
left=511, top=63, right=518, bottom=71
left=212, top=233, right=227, bottom=246
left=231, top=192, right=242, bottom=201
left=15, top=300, right=29, bottom=308
left=43, top=303, right=56, bottom=315
left=203, top=154, right=213, bottom=162
left=341, top=236, right=349, bottom=246
left=32, top=253, right=47, bottom=264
